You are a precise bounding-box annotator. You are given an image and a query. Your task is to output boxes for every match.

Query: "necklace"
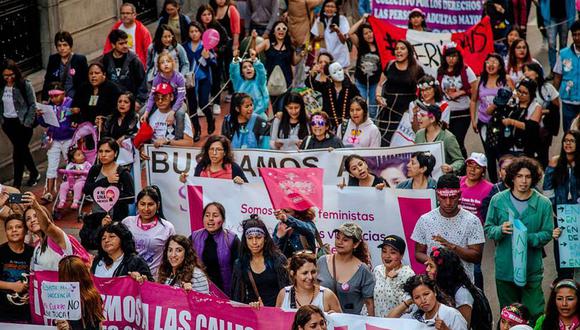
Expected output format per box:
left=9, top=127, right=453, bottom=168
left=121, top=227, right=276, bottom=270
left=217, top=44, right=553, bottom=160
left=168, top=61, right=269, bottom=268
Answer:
left=328, top=84, right=349, bottom=128
left=292, top=285, right=317, bottom=307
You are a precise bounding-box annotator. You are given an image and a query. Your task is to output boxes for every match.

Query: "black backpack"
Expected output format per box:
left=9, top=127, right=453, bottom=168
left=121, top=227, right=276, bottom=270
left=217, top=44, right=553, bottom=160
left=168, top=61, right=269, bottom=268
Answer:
left=469, top=286, right=493, bottom=330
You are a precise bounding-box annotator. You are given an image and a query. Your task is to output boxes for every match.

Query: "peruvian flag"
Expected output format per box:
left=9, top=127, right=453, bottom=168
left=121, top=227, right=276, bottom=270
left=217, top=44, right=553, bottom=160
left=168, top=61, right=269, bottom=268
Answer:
left=259, top=168, right=323, bottom=211
left=368, top=16, right=494, bottom=75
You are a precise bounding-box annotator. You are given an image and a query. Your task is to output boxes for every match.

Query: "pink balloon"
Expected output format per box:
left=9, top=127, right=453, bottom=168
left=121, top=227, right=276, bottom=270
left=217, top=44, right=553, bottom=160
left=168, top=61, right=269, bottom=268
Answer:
left=93, top=186, right=120, bottom=212
left=202, top=28, right=220, bottom=50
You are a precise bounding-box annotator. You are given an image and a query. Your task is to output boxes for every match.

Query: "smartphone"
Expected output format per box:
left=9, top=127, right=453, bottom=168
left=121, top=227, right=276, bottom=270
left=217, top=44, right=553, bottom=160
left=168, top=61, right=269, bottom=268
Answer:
left=8, top=193, right=24, bottom=204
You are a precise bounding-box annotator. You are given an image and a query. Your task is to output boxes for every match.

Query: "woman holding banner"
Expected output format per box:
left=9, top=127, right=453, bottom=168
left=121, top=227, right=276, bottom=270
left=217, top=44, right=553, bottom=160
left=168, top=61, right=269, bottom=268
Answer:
left=276, top=252, right=342, bottom=312
left=317, top=222, right=375, bottom=316
left=341, top=154, right=387, bottom=189
left=376, top=40, right=424, bottom=147
left=543, top=130, right=580, bottom=280
left=56, top=256, right=104, bottom=330
left=300, top=111, right=344, bottom=150
left=184, top=135, right=247, bottom=183
left=91, top=222, right=153, bottom=281
left=231, top=215, right=290, bottom=307
left=190, top=202, right=240, bottom=297
left=158, top=235, right=210, bottom=294
left=273, top=208, right=317, bottom=258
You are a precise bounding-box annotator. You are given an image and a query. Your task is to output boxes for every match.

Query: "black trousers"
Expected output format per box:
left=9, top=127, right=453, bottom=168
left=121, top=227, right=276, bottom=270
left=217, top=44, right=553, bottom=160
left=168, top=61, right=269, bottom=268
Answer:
left=2, top=117, right=37, bottom=188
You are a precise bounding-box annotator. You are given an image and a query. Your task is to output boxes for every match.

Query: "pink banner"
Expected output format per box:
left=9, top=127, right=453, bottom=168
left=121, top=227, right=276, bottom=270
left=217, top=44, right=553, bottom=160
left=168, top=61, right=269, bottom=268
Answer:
left=259, top=167, right=324, bottom=211
left=29, top=271, right=426, bottom=329
left=398, top=197, right=433, bottom=273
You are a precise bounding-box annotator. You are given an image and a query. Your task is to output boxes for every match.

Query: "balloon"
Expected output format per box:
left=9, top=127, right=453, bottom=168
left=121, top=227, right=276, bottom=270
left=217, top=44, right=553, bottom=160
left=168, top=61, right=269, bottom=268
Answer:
left=202, top=28, right=220, bottom=50
left=93, top=186, right=120, bottom=212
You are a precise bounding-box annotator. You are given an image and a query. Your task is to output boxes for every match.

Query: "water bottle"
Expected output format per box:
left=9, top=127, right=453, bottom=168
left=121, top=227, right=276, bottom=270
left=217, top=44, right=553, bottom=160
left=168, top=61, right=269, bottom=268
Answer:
left=503, top=123, right=511, bottom=138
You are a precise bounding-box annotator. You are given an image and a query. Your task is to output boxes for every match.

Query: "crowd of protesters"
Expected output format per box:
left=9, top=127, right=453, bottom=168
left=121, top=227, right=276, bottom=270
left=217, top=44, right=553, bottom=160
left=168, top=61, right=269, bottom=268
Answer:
left=1, top=0, right=580, bottom=329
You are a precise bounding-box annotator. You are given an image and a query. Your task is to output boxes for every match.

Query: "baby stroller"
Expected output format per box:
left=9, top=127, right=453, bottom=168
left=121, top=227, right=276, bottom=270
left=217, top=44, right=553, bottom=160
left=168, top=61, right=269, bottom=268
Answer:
left=52, top=122, right=99, bottom=221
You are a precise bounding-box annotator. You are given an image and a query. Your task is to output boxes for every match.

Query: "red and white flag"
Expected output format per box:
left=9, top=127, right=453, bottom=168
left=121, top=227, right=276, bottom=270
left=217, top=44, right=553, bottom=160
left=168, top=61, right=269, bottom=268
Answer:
left=259, top=168, right=323, bottom=211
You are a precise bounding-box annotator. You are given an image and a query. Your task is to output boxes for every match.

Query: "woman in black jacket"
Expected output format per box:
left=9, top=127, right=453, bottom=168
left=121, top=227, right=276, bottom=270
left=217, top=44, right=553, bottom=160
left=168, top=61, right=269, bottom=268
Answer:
left=91, top=222, right=153, bottom=280
left=102, top=92, right=139, bottom=142
left=71, top=63, right=122, bottom=126
left=41, top=31, right=88, bottom=101
left=80, top=138, right=135, bottom=250
left=231, top=215, right=290, bottom=307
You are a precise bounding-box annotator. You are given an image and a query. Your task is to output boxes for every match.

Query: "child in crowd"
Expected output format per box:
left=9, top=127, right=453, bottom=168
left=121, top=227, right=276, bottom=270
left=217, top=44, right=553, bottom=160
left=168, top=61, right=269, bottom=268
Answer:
left=230, top=49, right=269, bottom=120
left=142, top=52, right=187, bottom=125
left=36, top=82, right=75, bottom=203
left=57, top=147, right=91, bottom=210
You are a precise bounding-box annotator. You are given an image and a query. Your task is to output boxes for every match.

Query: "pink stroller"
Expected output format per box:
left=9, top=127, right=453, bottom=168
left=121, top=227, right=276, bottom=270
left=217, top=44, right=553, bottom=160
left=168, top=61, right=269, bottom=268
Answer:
left=52, top=122, right=99, bottom=221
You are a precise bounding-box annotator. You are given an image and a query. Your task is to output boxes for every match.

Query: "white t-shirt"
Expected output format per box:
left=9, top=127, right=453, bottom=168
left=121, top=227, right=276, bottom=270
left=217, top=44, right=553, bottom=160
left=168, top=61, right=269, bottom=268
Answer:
left=310, top=15, right=350, bottom=68
left=2, top=86, right=17, bottom=118
left=94, top=254, right=124, bottom=278
left=536, top=83, right=559, bottom=108
left=148, top=109, right=193, bottom=141
left=411, top=208, right=485, bottom=282
left=31, top=234, right=73, bottom=272
left=441, top=67, right=477, bottom=111
left=118, top=23, right=137, bottom=52
left=122, top=216, right=176, bottom=278
left=402, top=303, right=468, bottom=330
left=454, top=286, right=474, bottom=308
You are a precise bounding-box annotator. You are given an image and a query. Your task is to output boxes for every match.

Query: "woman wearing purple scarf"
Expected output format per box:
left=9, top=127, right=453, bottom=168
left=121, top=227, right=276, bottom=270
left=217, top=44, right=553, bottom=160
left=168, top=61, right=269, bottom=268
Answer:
left=190, top=202, right=240, bottom=297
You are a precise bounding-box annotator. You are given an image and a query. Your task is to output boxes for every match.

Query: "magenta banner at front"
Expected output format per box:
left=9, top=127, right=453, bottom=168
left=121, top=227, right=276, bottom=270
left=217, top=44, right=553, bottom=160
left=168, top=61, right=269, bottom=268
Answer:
left=29, top=271, right=429, bottom=329
left=371, top=0, right=484, bottom=32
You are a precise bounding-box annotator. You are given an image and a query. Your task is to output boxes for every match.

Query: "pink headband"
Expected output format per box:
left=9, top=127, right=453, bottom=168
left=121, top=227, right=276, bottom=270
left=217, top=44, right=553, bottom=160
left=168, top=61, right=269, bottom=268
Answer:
left=436, top=188, right=461, bottom=197
left=501, top=307, right=526, bottom=325
left=48, top=90, right=65, bottom=96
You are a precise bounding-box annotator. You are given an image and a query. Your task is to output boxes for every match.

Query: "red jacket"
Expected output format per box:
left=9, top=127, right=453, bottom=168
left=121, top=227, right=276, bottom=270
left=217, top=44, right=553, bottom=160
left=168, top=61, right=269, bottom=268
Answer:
left=103, top=20, right=152, bottom=65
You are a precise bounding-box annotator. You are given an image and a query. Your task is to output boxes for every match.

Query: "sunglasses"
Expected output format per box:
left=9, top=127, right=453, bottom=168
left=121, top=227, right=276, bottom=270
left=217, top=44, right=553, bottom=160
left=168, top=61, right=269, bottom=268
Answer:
left=275, top=25, right=288, bottom=32
left=310, top=120, right=327, bottom=127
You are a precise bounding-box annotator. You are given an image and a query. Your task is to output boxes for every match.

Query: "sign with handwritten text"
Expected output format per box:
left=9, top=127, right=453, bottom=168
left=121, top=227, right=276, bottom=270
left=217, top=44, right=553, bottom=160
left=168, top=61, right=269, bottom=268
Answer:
left=512, top=218, right=528, bottom=287
left=557, top=204, right=580, bottom=268
left=41, top=281, right=81, bottom=320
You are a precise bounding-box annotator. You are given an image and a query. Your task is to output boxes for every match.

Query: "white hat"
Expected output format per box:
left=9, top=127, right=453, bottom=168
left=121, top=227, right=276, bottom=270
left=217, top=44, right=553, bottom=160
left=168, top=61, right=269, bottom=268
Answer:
left=466, top=152, right=487, bottom=167
left=510, top=325, right=533, bottom=330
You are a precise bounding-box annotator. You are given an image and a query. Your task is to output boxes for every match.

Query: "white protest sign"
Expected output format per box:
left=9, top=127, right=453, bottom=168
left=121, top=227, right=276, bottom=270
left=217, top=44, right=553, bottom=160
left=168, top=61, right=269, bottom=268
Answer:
left=41, top=281, right=81, bottom=320
left=36, top=103, right=60, bottom=127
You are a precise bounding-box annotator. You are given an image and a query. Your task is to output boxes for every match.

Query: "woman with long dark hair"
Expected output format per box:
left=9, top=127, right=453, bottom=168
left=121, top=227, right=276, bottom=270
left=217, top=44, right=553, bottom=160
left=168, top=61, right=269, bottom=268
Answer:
left=311, top=0, right=350, bottom=68
left=523, top=62, right=561, bottom=167
left=544, top=130, right=580, bottom=280
left=190, top=202, right=240, bottom=296
left=91, top=222, right=153, bottom=280
left=122, top=186, right=175, bottom=278
left=342, top=154, right=387, bottom=189
left=388, top=274, right=467, bottom=329
left=506, top=38, right=536, bottom=83
left=231, top=215, right=290, bottom=307
left=425, top=247, right=486, bottom=328
left=102, top=92, right=139, bottom=141
left=145, top=24, right=189, bottom=82
left=437, top=44, right=478, bottom=158
left=337, top=97, right=381, bottom=148
left=291, top=305, right=328, bottom=330
left=157, top=0, right=191, bottom=43
left=210, top=0, right=241, bottom=91
left=348, top=15, right=381, bottom=119
left=269, top=92, right=310, bottom=150
left=470, top=53, right=513, bottom=182
left=221, top=93, right=269, bottom=149
left=317, top=223, right=375, bottom=315
left=0, top=59, right=39, bottom=189
left=157, top=235, right=209, bottom=294
left=534, top=279, right=579, bottom=330
left=376, top=40, right=425, bottom=146
left=56, top=256, right=104, bottom=330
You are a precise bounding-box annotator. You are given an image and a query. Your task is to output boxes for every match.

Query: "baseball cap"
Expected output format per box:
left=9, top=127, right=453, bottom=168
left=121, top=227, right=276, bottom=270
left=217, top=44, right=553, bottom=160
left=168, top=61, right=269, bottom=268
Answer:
left=378, top=235, right=406, bottom=255
left=466, top=152, right=487, bottom=167
left=509, top=326, right=533, bottom=330
left=154, top=83, right=173, bottom=95
left=409, top=8, right=425, bottom=17
left=333, top=223, right=363, bottom=241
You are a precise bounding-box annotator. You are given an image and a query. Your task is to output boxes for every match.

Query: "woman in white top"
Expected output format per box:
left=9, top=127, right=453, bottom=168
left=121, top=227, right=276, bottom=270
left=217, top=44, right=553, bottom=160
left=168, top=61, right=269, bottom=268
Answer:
left=121, top=186, right=176, bottom=278
left=388, top=274, right=468, bottom=330
left=310, top=0, right=350, bottom=68
left=157, top=235, right=209, bottom=294
left=270, top=92, right=310, bottom=150
left=21, top=192, right=73, bottom=272
left=506, top=38, right=536, bottom=83
left=337, top=97, right=381, bottom=148
left=276, top=252, right=341, bottom=312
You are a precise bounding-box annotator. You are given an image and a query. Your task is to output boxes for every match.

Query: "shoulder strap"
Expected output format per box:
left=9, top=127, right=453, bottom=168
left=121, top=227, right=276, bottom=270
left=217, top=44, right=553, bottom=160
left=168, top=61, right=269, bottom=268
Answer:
left=340, top=119, right=349, bottom=139
left=331, top=255, right=338, bottom=295
left=247, top=270, right=261, bottom=301
left=304, top=135, right=312, bottom=149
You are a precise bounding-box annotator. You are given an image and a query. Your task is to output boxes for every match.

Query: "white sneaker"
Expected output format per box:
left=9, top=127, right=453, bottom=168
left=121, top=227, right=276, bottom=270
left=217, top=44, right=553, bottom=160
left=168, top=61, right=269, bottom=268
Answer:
left=213, top=104, right=221, bottom=115
left=197, top=107, right=205, bottom=117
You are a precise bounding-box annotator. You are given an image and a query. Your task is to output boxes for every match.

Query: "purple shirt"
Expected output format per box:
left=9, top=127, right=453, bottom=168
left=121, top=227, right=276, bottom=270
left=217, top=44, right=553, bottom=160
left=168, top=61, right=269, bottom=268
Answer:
left=145, top=71, right=186, bottom=114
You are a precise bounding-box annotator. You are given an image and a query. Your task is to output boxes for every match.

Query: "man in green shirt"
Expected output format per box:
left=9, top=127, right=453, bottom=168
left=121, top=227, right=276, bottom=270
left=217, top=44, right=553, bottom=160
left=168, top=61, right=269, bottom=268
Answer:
left=484, top=157, right=553, bottom=323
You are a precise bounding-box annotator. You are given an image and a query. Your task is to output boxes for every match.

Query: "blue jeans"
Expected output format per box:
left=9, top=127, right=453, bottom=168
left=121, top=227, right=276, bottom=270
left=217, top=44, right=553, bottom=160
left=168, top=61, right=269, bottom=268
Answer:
left=563, top=102, right=580, bottom=132
left=547, top=19, right=569, bottom=71
left=355, top=80, right=378, bottom=119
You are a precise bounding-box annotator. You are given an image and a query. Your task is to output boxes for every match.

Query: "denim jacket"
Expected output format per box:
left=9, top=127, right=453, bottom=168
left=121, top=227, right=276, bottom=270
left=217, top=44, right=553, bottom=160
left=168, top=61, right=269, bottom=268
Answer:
left=0, top=80, right=36, bottom=127
left=543, top=165, right=580, bottom=206
left=273, top=215, right=317, bottom=257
